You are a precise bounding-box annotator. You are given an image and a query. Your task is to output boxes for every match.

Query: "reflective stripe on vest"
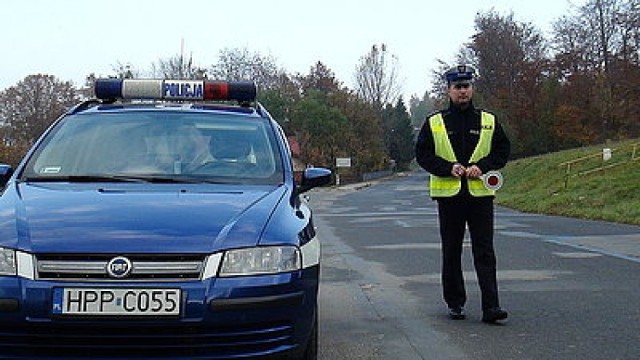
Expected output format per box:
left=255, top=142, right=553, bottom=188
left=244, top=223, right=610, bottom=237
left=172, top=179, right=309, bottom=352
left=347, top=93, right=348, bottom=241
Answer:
left=428, top=112, right=496, bottom=197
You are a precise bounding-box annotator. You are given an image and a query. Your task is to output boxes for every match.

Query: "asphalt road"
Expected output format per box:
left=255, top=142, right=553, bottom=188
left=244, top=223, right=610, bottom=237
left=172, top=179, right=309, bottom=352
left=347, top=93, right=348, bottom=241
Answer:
left=310, top=171, right=640, bottom=360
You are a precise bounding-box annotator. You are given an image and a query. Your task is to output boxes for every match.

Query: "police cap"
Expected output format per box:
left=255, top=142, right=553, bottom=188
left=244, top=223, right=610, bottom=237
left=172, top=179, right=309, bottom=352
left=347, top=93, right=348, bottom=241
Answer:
left=444, top=65, right=476, bottom=84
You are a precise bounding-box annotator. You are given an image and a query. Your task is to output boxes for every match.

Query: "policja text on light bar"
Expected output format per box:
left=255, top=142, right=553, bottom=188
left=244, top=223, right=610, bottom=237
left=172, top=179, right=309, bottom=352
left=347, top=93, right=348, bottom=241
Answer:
left=94, top=79, right=257, bottom=103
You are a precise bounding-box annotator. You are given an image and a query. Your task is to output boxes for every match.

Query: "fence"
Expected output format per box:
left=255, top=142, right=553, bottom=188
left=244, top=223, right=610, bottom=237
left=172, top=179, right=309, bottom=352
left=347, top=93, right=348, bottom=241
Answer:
left=559, top=143, right=640, bottom=188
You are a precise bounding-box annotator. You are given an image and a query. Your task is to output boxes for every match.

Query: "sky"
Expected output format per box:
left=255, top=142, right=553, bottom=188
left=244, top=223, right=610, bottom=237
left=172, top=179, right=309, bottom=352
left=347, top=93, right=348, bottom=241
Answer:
left=2, top=0, right=579, bottom=100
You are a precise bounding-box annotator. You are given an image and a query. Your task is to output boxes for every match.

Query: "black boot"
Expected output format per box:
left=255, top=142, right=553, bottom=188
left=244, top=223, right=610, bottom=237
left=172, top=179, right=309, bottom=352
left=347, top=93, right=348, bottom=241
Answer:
left=482, top=307, right=508, bottom=323
left=448, top=306, right=466, bottom=320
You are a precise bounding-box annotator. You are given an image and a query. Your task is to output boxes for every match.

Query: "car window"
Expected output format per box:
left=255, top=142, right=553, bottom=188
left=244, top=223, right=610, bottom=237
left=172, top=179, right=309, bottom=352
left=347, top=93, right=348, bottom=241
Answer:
left=22, top=111, right=284, bottom=185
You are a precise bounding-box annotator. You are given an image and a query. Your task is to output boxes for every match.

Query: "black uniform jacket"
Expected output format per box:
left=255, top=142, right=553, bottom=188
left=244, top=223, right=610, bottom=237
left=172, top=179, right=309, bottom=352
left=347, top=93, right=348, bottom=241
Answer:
left=415, top=102, right=511, bottom=197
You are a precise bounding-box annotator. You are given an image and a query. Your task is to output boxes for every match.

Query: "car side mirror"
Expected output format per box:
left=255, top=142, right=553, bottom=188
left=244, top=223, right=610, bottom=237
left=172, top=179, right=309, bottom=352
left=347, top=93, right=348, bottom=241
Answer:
left=297, top=167, right=332, bottom=194
left=0, top=164, right=14, bottom=188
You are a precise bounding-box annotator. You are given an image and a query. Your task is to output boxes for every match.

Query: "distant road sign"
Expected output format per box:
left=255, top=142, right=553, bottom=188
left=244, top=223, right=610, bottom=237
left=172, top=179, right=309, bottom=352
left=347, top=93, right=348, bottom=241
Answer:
left=336, top=158, right=351, bottom=168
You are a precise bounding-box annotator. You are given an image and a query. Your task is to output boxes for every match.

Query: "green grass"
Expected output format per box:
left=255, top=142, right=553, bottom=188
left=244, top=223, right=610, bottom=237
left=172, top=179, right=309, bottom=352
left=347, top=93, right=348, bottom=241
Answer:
left=496, top=139, right=640, bottom=225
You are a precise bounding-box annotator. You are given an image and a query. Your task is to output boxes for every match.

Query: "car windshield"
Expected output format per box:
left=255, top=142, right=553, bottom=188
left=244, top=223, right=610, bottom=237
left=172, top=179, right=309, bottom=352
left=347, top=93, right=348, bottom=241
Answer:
left=21, top=110, right=284, bottom=185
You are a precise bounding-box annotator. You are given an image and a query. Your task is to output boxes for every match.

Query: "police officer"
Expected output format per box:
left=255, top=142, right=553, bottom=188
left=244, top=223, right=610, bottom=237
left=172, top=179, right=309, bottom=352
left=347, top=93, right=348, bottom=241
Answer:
left=415, top=65, right=510, bottom=323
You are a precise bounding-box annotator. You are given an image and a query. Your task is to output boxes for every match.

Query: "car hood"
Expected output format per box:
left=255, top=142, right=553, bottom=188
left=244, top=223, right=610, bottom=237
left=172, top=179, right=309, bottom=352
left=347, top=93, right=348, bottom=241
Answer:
left=0, top=182, right=288, bottom=254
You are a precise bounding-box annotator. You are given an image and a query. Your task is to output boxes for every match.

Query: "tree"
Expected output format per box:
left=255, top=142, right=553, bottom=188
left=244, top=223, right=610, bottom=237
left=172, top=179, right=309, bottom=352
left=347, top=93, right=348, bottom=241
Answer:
left=288, top=91, right=350, bottom=168
left=429, top=59, right=455, bottom=107
left=354, top=43, right=401, bottom=109
left=113, top=62, right=138, bottom=79
left=260, top=60, right=389, bottom=177
left=586, top=0, right=621, bottom=140
left=381, top=98, right=415, bottom=170
left=469, top=10, right=549, bottom=157
left=409, top=92, right=434, bottom=130
left=300, top=62, right=391, bottom=175
left=328, top=89, right=389, bottom=175
left=299, top=61, right=342, bottom=95
left=0, top=74, right=79, bottom=165
left=552, top=104, right=597, bottom=147
left=552, top=0, right=640, bottom=141
left=151, top=54, right=207, bottom=80
left=618, top=0, right=640, bottom=64
left=209, top=47, right=282, bottom=90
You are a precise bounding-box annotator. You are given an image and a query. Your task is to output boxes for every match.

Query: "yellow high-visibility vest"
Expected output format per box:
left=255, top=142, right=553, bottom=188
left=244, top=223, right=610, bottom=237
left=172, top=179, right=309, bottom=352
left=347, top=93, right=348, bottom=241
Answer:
left=428, top=111, right=495, bottom=197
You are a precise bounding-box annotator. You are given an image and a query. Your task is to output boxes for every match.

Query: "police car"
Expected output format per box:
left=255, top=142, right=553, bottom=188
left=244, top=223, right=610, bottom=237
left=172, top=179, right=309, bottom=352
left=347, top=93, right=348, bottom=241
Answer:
left=0, top=79, right=332, bottom=359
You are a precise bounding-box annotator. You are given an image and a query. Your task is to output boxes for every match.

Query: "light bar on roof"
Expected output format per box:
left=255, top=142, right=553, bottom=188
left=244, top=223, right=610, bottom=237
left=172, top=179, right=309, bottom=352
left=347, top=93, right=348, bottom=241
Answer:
left=94, top=79, right=257, bottom=102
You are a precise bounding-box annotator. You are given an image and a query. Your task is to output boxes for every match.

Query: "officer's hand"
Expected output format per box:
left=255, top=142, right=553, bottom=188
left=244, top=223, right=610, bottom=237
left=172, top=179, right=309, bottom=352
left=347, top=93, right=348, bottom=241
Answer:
left=465, top=165, right=482, bottom=178
left=451, top=163, right=466, bottom=177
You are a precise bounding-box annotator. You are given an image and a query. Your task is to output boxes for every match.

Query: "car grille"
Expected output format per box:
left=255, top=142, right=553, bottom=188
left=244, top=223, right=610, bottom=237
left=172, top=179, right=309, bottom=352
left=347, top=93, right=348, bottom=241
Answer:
left=35, top=254, right=206, bottom=282
left=0, top=321, right=296, bottom=359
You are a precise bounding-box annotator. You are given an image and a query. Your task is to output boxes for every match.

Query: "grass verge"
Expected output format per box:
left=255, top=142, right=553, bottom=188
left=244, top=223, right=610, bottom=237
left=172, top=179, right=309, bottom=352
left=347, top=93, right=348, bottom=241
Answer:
left=496, top=139, right=640, bottom=225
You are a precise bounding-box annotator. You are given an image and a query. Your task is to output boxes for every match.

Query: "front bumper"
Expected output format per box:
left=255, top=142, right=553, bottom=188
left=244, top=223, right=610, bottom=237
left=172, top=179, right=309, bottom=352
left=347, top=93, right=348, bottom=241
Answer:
left=0, top=265, right=319, bottom=359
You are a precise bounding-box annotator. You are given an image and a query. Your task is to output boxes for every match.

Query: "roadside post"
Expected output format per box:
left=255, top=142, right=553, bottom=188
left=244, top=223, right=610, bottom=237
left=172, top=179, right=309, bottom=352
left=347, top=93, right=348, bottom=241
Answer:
left=335, top=157, right=352, bottom=186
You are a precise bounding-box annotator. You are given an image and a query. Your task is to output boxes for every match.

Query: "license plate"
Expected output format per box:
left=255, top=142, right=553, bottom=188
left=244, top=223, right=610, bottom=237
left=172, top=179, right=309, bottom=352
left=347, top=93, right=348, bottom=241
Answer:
left=52, top=288, right=181, bottom=316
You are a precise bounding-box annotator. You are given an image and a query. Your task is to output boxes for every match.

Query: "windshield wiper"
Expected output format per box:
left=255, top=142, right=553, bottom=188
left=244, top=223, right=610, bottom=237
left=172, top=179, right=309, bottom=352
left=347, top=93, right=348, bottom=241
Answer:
left=140, top=176, right=228, bottom=184
left=22, top=175, right=150, bottom=183
left=22, top=174, right=230, bottom=184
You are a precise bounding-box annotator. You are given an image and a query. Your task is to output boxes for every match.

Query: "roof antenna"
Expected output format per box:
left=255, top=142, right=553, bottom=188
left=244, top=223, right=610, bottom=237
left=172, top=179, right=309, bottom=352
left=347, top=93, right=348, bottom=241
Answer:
left=180, top=38, right=185, bottom=79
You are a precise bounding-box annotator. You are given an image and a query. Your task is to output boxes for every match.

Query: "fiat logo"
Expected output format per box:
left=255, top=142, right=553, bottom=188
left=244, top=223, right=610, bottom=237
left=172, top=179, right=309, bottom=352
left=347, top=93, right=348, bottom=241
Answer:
left=106, top=256, right=132, bottom=278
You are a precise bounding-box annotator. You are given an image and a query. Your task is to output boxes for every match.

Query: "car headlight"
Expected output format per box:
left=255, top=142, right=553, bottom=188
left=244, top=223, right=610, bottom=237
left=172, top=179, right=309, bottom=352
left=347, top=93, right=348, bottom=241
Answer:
left=219, top=246, right=301, bottom=277
left=0, top=247, right=16, bottom=276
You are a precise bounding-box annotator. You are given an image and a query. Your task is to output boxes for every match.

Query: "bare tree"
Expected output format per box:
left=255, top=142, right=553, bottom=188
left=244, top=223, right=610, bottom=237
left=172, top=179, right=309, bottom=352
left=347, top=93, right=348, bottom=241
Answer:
left=354, top=43, right=401, bottom=109
left=209, top=47, right=282, bottom=90
left=617, top=0, right=640, bottom=63
left=112, top=62, right=138, bottom=79
left=552, top=15, right=596, bottom=75
left=552, top=0, right=639, bottom=140
left=150, top=54, right=207, bottom=80
left=590, top=0, right=621, bottom=75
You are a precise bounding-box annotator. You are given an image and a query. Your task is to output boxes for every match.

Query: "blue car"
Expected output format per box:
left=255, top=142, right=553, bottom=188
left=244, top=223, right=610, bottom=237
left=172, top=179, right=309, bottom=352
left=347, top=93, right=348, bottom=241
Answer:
left=0, top=79, right=332, bottom=359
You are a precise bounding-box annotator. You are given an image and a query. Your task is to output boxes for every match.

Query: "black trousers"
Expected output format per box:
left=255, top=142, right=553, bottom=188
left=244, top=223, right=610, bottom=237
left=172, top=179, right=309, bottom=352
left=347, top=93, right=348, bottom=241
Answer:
left=437, top=195, right=500, bottom=311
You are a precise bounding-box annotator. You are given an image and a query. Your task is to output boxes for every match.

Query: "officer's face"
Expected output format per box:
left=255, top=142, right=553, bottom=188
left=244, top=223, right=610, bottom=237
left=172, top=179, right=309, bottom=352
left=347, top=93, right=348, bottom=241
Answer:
left=448, top=82, right=473, bottom=107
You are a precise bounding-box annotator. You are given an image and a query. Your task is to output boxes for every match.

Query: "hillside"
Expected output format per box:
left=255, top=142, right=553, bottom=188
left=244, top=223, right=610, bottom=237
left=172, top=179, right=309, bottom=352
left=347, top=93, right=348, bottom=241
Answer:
left=496, top=139, right=640, bottom=225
